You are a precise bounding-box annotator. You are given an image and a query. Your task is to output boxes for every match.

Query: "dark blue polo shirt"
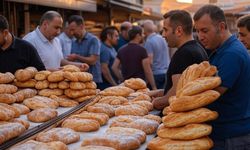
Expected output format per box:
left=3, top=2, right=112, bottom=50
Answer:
left=208, top=35, right=250, bottom=140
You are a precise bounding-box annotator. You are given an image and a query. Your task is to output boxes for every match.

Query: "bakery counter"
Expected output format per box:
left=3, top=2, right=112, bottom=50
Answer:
left=0, top=98, right=94, bottom=150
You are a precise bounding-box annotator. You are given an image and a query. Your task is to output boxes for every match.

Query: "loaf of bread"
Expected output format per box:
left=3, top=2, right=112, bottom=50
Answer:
left=100, top=86, right=134, bottom=97
left=147, top=136, right=213, bottom=150
left=9, top=140, right=68, bottom=150
left=36, top=127, right=80, bottom=144
left=35, top=70, right=51, bottom=81
left=0, top=72, right=15, bottom=84
left=38, top=89, right=64, bottom=97
left=0, top=84, right=18, bottom=94
left=74, top=95, right=95, bottom=102
left=74, top=72, right=93, bottom=82
left=0, top=94, right=16, bottom=104
left=76, top=146, right=115, bottom=150
left=47, top=71, right=64, bottom=82
left=50, top=95, right=78, bottom=107
left=63, top=71, right=79, bottom=82
left=0, top=104, right=16, bottom=121
left=23, top=96, right=59, bottom=109
left=163, top=108, right=218, bottom=127
left=0, top=122, right=26, bottom=144
left=27, top=108, right=58, bottom=122
left=177, top=76, right=221, bottom=97
left=14, top=67, right=37, bottom=82
left=157, top=123, right=212, bottom=140
left=70, top=111, right=109, bottom=126
left=70, top=82, right=86, bottom=90
left=64, top=89, right=97, bottom=99
left=62, top=65, right=81, bottom=72
left=11, top=103, right=30, bottom=114
left=62, top=118, right=100, bottom=132
left=136, top=88, right=150, bottom=93
left=115, top=104, right=148, bottom=116
left=0, top=103, right=20, bottom=118
left=58, top=81, right=70, bottom=89
left=162, top=106, right=174, bottom=116
left=129, top=92, right=151, bottom=102
left=14, top=79, right=37, bottom=88
left=13, top=88, right=37, bottom=102
left=98, top=96, right=128, bottom=105
left=129, top=101, right=153, bottom=111
left=10, top=118, right=30, bottom=129
left=124, top=78, right=147, bottom=90
left=87, top=103, right=115, bottom=117
left=170, top=90, right=220, bottom=112
left=143, top=114, right=162, bottom=124
left=49, top=82, right=58, bottom=89
left=35, top=80, right=49, bottom=89
left=85, top=81, right=97, bottom=89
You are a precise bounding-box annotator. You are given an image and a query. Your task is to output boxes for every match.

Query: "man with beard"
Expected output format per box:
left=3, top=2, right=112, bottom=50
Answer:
left=112, top=26, right=157, bottom=90
left=151, top=10, right=208, bottom=110
left=0, top=15, right=45, bottom=73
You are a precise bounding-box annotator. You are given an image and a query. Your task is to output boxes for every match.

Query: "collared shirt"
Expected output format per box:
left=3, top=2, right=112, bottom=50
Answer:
left=0, top=35, right=45, bottom=73
left=23, top=27, right=63, bottom=69
left=58, top=32, right=74, bottom=58
left=71, top=32, right=102, bottom=83
left=144, top=33, right=170, bottom=75
left=207, top=35, right=250, bottom=140
left=114, top=34, right=129, bottom=51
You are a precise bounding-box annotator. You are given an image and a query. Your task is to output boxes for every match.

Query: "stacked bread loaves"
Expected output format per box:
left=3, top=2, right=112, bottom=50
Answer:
left=148, top=61, right=221, bottom=150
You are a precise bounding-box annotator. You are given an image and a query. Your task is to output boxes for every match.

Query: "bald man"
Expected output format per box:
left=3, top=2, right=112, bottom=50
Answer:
left=114, top=21, right=132, bottom=51
left=143, top=20, right=170, bottom=89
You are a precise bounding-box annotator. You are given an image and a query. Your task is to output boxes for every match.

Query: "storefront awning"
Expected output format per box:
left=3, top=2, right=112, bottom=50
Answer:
left=108, top=0, right=143, bottom=12
left=7, top=0, right=97, bottom=12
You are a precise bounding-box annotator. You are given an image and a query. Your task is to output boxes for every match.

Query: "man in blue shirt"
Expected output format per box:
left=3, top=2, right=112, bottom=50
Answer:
left=67, top=15, right=102, bottom=84
left=194, top=4, right=250, bottom=150
left=114, top=21, right=132, bottom=51
left=99, top=26, right=119, bottom=90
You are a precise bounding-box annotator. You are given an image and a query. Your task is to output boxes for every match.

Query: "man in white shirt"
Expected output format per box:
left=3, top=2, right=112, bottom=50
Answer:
left=23, top=11, right=88, bottom=71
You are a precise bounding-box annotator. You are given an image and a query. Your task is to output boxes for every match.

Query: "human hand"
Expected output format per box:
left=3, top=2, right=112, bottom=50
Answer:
left=79, top=63, right=89, bottom=72
left=67, top=54, right=78, bottom=61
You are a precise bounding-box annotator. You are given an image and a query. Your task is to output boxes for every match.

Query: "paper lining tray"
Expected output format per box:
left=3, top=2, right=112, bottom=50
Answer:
left=0, top=98, right=94, bottom=150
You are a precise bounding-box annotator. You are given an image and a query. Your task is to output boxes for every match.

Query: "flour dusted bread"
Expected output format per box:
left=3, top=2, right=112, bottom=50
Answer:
left=27, top=108, right=58, bottom=122
left=0, top=84, right=17, bottom=94
left=163, top=108, right=218, bottom=127
left=115, top=104, right=148, bottom=116
left=13, top=88, right=37, bottom=102
left=143, top=114, right=162, bottom=124
left=124, top=78, right=147, bottom=90
left=0, top=94, right=16, bottom=104
left=23, top=96, right=59, bottom=109
left=35, top=70, right=51, bottom=81
left=14, top=67, right=37, bottom=82
left=11, top=103, right=30, bottom=114
left=177, top=76, right=221, bottom=97
left=50, top=95, right=78, bottom=107
left=36, top=127, right=80, bottom=144
left=39, top=89, right=63, bottom=97
left=87, top=103, right=115, bottom=117
left=0, top=104, right=16, bottom=121
left=76, top=146, right=115, bottom=150
left=0, top=103, right=20, bottom=118
left=170, top=90, right=220, bottom=112
left=157, top=123, right=212, bottom=140
left=62, top=118, right=100, bottom=132
left=129, top=101, right=153, bottom=111
left=47, top=71, right=64, bottom=82
left=10, top=140, right=68, bottom=150
left=0, top=122, right=26, bottom=144
left=147, top=136, right=213, bottom=150
left=100, top=86, right=134, bottom=97
left=98, top=96, right=128, bottom=105
left=70, top=111, right=109, bottom=125
left=10, top=118, right=30, bottom=129
left=0, top=72, right=15, bottom=84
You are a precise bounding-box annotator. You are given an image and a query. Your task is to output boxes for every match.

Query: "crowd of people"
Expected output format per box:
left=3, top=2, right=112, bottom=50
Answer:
left=1, top=4, right=250, bottom=150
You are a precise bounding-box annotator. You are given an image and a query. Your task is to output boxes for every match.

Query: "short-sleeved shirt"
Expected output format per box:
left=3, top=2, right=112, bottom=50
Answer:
left=71, top=32, right=102, bottom=83
left=144, top=33, right=170, bottom=75
left=58, top=32, right=74, bottom=58
left=114, top=35, right=129, bottom=51
left=0, top=35, right=45, bottom=73
left=23, top=27, right=63, bottom=69
left=117, top=43, right=148, bottom=80
left=100, top=42, right=117, bottom=84
left=164, top=40, right=208, bottom=94
left=207, top=35, right=250, bottom=140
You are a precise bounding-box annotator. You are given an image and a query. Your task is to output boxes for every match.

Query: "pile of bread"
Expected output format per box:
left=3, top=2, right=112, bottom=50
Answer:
left=148, top=61, right=221, bottom=150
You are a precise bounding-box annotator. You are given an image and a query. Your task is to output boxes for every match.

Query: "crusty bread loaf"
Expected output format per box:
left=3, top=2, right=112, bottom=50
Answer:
left=23, top=96, right=59, bottom=110
left=76, top=145, right=115, bottom=150
left=38, top=89, right=64, bottom=97
left=64, top=89, right=97, bottom=99
left=0, top=84, right=18, bottom=94
left=27, top=108, right=58, bottom=122
left=157, top=123, right=212, bottom=140
left=0, top=94, right=16, bottom=104
left=129, top=92, right=151, bottom=102
left=13, top=88, right=37, bottom=102
left=0, top=104, right=16, bottom=121
left=143, top=114, right=162, bottom=124
left=0, top=72, right=15, bottom=84
left=87, top=103, right=115, bottom=117
left=35, top=80, right=49, bottom=89
left=47, top=71, right=64, bottom=82
left=70, top=111, right=109, bottom=126
left=62, top=118, right=100, bottom=132
left=147, top=137, right=213, bottom=150
left=11, top=103, right=30, bottom=114
left=129, top=101, right=153, bottom=111
left=14, top=67, right=37, bottom=82
left=36, top=127, right=80, bottom=144
left=100, top=86, right=134, bottom=97
left=177, top=76, right=221, bottom=97
left=14, top=79, right=37, bottom=88
left=0, top=122, right=26, bottom=144
left=63, top=71, right=79, bottom=82
left=49, top=83, right=58, bottom=89
left=74, top=95, right=95, bottom=102
left=170, top=90, right=220, bottom=112
left=85, top=81, right=97, bottom=89
left=98, top=96, right=128, bottom=105
left=10, top=118, right=30, bottom=129
left=162, top=106, right=174, bottom=116
left=35, top=70, right=51, bottom=81
left=62, top=65, right=81, bottom=72
left=124, top=78, right=147, bottom=90
left=163, top=108, right=218, bottom=127
left=58, top=81, right=70, bottom=89
left=70, top=82, right=86, bottom=90
left=0, top=103, right=20, bottom=118
left=50, top=95, right=78, bottom=107
left=115, top=104, right=148, bottom=116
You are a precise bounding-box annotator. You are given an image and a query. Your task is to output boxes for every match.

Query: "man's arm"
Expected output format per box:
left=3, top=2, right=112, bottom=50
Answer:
left=148, top=53, right=153, bottom=65
left=152, top=74, right=181, bottom=110
left=142, top=57, right=157, bottom=90
left=61, top=59, right=89, bottom=72
left=67, top=54, right=98, bottom=65
left=111, top=58, right=123, bottom=82
left=101, top=63, right=117, bottom=86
